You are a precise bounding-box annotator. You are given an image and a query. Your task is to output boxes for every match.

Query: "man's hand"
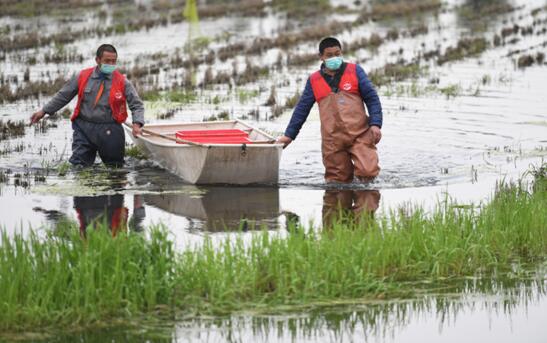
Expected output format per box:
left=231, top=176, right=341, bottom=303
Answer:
left=276, top=135, right=293, bottom=149
left=369, top=126, right=382, bottom=144
left=132, top=123, right=143, bottom=137
left=30, top=110, right=46, bottom=125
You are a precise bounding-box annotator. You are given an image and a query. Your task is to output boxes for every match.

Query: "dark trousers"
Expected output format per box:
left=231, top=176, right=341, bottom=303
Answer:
left=69, top=119, right=125, bottom=167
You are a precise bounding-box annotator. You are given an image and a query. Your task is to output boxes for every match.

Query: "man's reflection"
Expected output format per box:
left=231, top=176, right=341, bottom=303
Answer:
left=322, top=190, right=381, bottom=228
left=74, top=194, right=146, bottom=236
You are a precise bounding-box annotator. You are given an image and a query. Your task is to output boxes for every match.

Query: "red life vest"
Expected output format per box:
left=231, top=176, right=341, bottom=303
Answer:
left=310, top=63, right=360, bottom=103
left=71, top=67, right=128, bottom=124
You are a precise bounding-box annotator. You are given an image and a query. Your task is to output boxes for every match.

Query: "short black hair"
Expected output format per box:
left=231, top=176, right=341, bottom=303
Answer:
left=319, top=37, right=342, bottom=55
left=96, top=44, right=117, bottom=58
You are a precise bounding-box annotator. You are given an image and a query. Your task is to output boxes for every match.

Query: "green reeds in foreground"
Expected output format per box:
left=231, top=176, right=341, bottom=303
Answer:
left=0, top=169, right=545, bottom=332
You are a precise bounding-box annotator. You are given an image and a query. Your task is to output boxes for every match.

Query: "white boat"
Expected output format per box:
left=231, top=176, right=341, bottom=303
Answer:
left=124, top=120, right=283, bottom=185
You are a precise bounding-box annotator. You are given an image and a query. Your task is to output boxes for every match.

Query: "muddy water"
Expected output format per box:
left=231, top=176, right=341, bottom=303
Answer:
left=1, top=0, right=547, bottom=341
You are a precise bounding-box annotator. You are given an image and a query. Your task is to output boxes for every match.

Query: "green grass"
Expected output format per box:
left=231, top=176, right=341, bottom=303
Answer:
left=439, top=84, right=462, bottom=99
left=237, top=89, right=260, bottom=103
left=57, top=161, right=71, bottom=176
left=125, top=145, right=147, bottom=160
left=0, top=168, right=545, bottom=333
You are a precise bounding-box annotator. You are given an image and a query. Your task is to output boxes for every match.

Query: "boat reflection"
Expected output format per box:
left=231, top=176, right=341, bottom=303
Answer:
left=143, top=186, right=280, bottom=231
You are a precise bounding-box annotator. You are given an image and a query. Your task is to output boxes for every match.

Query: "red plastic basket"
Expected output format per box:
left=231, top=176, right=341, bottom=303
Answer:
left=175, top=129, right=251, bottom=144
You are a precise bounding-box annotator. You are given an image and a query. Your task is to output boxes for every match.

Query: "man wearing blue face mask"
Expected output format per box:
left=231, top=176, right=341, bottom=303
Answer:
left=30, top=44, right=145, bottom=167
left=277, top=37, right=383, bottom=183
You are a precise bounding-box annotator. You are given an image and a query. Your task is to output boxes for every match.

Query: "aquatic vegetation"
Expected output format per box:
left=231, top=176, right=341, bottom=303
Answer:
left=437, top=37, right=489, bottom=65
left=366, top=0, right=442, bottom=20
left=238, top=89, right=260, bottom=104
left=125, top=145, right=148, bottom=160
left=0, top=120, right=26, bottom=141
left=272, top=0, right=331, bottom=19
left=142, top=90, right=197, bottom=104
left=156, top=109, right=175, bottom=120
left=0, top=169, right=8, bottom=183
left=369, top=63, right=426, bottom=88
left=439, top=84, right=461, bottom=99
left=0, top=2, right=440, bottom=105
left=1, top=76, right=67, bottom=103
left=57, top=161, right=71, bottom=177
left=501, top=24, right=520, bottom=38
left=203, top=111, right=231, bottom=122
left=284, top=90, right=301, bottom=108
left=12, top=172, right=30, bottom=188
left=457, top=1, right=514, bottom=22
left=0, top=170, right=545, bottom=332
left=0, top=0, right=103, bottom=17
left=264, top=86, right=277, bottom=106
left=517, top=52, right=545, bottom=68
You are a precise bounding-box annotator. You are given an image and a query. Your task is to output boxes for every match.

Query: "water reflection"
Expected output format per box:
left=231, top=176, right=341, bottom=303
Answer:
left=322, top=189, right=381, bottom=228
left=74, top=194, right=146, bottom=236
left=144, top=187, right=281, bottom=231
left=37, top=272, right=546, bottom=343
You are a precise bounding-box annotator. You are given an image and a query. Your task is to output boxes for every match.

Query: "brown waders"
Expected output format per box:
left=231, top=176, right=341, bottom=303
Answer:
left=322, top=189, right=381, bottom=228
left=318, top=91, right=380, bottom=183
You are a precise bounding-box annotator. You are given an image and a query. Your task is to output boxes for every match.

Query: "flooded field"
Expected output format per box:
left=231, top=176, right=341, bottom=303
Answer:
left=1, top=0, right=546, bottom=341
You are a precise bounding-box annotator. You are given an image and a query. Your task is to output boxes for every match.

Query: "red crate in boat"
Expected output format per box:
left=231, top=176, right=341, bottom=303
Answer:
left=175, top=129, right=251, bottom=144
left=176, top=129, right=248, bottom=138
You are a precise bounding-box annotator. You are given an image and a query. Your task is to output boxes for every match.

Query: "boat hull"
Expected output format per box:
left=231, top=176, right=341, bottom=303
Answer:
left=125, top=120, right=283, bottom=185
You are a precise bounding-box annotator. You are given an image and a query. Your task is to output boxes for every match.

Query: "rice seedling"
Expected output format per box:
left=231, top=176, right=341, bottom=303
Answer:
left=365, top=0, right=442, bottom=21
left=56, top=161, right=71, bottom=177
left=437, top=37, right=489, bottom=65
left=0, top=120, right=26, bottom=141
left=0, top=169, right=8, bottom=183
left=368, top=62, right=426, bottom=88
left=517, top=54, right=535, bottom=68
left=238, top=89, right=260, bottom=104
left=284, top=90, right=301, bottom=108
left=125, top=145, right=147, bottom=160
left=142, top=90, right=197, bottom=104
left=439, top=84, right=461, bottom=99
left=456, top=1, right=514, bottom=22
left=0, top=167, right=545, bottom=333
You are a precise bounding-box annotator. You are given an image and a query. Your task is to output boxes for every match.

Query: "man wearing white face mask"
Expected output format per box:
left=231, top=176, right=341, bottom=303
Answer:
left=277, top=37, right=383, bottom=183
left=30, top=44, right=145, bottom=167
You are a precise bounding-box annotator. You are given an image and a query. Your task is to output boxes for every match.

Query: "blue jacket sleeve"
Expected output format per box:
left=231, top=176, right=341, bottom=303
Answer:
left=356, top=64, right=383, bottom=128
left=284, top=78, right=315, bottom=140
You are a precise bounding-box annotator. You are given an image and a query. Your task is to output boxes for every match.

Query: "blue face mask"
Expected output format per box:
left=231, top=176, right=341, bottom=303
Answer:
left=100, top=63, right=116, bottom=74
left=324, top=56, right=343, bottom=70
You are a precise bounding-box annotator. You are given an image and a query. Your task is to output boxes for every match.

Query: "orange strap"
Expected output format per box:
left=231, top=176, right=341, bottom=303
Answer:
left=93, top=81, right=104, bottom=108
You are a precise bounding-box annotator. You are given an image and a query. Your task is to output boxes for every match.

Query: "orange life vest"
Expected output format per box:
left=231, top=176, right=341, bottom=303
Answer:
left=310, top=63, right=359, bottom=103
left=71, top=67, right=128, bottom=124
